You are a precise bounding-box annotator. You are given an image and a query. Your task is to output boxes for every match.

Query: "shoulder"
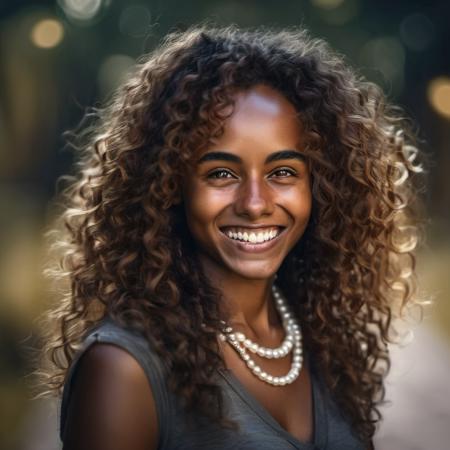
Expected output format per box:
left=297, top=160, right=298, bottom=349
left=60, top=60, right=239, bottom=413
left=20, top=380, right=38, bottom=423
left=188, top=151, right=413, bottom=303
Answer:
left=62, top=342, right=158, bottom=450
left=80, top=317, right=169, bottom=381
left=60, top=318, right=167, bottom=450
left=75, top=341, right=154, bottom=389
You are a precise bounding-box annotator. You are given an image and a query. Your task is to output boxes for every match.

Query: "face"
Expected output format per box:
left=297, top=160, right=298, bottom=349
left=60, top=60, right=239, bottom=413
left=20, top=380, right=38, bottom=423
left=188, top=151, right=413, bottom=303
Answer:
left=182, top=83, right=312, bottom=282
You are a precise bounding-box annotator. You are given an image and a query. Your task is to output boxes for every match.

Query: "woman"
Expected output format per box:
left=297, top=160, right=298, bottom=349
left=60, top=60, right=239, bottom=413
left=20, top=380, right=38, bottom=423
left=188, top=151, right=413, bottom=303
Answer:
left=37, top=24, right=426, bottom=450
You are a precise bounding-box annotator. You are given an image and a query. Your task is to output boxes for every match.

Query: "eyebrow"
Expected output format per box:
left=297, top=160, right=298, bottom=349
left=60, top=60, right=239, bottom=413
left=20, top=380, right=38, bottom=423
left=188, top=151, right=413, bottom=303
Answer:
left=197, top=150, right=307, bottom=165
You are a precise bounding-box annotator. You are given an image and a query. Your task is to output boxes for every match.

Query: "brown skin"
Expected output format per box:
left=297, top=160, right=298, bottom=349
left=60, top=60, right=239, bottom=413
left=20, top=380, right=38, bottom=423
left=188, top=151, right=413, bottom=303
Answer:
left=63, top=344, right=159, bottom=450
left=183, top=83, right=314, bottom=442
left=183, top=83, right=312, bottom=334
left=63, top=84, right=315, bottom=449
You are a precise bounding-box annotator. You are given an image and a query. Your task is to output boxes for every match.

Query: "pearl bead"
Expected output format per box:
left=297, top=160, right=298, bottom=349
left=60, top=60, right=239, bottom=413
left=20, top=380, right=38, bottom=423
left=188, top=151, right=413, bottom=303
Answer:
left=218, top=284, right=303, bottom=386
left=235, top=332, right=245, bottom=342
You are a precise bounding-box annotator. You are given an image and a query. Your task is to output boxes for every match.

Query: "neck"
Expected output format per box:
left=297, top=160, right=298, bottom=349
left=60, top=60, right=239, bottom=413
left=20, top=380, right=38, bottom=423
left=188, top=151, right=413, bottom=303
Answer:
left=200, top=261, right=281, bottom=336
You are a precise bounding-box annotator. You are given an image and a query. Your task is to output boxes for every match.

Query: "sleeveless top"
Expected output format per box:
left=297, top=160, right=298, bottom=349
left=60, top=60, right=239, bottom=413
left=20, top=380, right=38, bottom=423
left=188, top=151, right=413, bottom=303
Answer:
left=59, top=317, right=365, bottom=450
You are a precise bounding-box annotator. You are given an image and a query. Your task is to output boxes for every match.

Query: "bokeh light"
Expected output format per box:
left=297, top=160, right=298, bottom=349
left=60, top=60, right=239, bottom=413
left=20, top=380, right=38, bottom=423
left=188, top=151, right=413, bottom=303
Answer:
left=30, top=19, right=64, bottom=49
left=313, top=0, right=359, bottom=25
left=311, top=0, right=345, bottom=10
left=400, top=13, right=435, bottom=52
left=57, top=0, right=107, bottom=23
left=428, top=77, right=450, bottom=119
left=2, top=2, right=450, bottom=450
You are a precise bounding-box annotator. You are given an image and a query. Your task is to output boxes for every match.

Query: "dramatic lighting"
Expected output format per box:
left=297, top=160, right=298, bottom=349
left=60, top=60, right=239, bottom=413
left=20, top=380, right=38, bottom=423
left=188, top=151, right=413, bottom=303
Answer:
left=30, top=19, right=64, bottom=49
left=428, top=77, right=450, bottom=119
left=58, top=0, right=105, bottom=22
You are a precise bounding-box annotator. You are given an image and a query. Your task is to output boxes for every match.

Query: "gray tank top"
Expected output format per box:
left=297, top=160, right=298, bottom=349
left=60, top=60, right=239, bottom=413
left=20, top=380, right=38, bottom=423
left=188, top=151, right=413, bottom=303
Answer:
left=59, top=317, right=365, bottom=450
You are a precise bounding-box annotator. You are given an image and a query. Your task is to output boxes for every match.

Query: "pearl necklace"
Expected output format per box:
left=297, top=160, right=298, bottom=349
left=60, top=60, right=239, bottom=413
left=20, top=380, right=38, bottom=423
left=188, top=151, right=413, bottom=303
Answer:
left=218, top=284, right=303, bottom=386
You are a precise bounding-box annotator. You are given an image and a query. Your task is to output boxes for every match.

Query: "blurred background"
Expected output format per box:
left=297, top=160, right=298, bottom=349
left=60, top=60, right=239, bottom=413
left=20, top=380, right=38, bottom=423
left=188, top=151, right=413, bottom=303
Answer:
left=0, top=0, right=449, bottom=449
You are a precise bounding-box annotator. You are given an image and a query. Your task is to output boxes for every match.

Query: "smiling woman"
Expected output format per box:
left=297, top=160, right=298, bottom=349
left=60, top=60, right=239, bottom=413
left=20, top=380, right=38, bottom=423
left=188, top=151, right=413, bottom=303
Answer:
left=183, top=85, right=312, bottom=282
left=35, top=24, right=426, bottom=450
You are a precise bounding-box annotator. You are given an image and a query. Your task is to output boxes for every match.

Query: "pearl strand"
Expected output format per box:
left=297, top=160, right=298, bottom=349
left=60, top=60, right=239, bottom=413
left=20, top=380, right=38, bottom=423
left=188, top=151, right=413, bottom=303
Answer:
left=218, top=285, right=303, bottom=386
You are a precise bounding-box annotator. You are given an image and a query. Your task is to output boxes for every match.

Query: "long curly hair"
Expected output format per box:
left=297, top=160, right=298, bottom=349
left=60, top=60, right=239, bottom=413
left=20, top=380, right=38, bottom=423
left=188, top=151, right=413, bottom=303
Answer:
left=35, top=23, right=428, bottom=445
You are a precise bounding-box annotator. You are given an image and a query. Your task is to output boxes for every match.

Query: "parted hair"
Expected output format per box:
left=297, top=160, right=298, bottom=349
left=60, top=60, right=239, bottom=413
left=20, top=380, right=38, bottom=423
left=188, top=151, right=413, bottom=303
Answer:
left=35, top=23, right=427, bottom=445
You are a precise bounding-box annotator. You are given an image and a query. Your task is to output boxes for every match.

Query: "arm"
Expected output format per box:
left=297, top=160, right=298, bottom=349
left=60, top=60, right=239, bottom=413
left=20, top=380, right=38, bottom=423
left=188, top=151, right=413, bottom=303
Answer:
left=62, top=343, right=159, bottom=450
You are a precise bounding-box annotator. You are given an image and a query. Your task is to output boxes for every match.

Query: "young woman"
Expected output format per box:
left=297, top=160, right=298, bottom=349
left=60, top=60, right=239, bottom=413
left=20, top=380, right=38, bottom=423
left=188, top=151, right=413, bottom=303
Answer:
left=37, top=24, right=426, bottom=450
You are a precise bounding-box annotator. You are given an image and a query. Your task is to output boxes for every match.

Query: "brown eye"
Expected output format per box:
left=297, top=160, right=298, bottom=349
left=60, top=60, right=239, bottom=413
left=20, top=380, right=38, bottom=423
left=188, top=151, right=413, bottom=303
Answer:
left=271, top=168, right=296, bottom=177
left=207, top=169, right=235, bottom=179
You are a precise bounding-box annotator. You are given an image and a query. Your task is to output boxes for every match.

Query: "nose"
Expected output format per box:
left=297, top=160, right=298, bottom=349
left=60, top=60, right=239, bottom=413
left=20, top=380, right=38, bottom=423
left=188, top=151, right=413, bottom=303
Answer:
left=233, top=175, right=274, bottom=219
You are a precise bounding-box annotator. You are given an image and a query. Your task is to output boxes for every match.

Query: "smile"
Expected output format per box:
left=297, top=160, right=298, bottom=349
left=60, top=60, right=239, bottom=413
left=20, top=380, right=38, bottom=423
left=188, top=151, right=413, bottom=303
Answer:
left=221, top=226, right=285, bottom=251
left=225, top=227, right=281, bottom=244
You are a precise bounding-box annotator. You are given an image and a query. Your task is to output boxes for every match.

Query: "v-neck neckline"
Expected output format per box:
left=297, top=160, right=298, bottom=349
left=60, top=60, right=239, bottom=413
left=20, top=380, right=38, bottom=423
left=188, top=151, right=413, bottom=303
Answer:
left=217, top=358, right=328, bottom=450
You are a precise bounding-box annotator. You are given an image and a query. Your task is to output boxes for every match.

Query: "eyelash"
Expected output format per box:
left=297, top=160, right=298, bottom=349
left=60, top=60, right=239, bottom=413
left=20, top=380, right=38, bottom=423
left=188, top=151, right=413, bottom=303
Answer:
left=207, top=168, right=297, bottom=179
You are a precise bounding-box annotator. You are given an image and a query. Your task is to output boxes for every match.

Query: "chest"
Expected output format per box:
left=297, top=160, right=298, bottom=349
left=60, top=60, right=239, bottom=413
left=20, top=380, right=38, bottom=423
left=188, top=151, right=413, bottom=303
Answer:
left=221, top=342, right=314, bottom=443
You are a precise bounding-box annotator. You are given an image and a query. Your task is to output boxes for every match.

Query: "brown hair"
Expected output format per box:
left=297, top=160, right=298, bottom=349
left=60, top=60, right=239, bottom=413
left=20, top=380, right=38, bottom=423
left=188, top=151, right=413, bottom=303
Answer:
left=35, top=23, right=428, bottom=445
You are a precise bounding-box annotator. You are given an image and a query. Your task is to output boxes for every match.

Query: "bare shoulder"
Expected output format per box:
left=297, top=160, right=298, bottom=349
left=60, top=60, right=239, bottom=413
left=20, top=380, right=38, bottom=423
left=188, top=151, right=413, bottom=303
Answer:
left=62, top=343, right=159, bottom=450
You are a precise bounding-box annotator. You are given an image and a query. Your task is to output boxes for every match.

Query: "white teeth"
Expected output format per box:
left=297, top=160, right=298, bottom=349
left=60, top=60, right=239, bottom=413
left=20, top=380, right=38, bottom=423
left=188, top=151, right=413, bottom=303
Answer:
left=223, top=228, right=281, bottom=244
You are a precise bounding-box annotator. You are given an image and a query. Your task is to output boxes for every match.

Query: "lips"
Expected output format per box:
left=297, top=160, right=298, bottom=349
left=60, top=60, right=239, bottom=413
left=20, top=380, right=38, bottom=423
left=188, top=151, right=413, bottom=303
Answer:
left=219, top=225, right=286, bottom=252
left=220, top=225, right=284, bottom=234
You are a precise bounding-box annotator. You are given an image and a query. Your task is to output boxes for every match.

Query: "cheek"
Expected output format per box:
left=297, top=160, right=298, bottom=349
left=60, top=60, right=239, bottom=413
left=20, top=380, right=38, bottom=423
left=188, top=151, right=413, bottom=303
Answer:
left=284, top=184, right=312, bottom=217
left=183, top=185, right=227, bottom=233
left=285, top=187, right=313, bottom=239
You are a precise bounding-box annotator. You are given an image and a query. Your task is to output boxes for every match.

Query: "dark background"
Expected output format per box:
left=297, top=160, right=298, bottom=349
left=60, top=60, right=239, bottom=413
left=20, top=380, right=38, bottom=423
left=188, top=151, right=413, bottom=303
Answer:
left=0, top=1, right=449, bottom=449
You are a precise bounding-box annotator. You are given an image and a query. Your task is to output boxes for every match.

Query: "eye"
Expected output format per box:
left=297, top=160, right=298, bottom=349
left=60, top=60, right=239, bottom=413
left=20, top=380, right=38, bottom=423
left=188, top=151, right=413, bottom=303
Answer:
left=207, top=169, right=235, bottom=179
left=270, top=168, right=297, bottom=178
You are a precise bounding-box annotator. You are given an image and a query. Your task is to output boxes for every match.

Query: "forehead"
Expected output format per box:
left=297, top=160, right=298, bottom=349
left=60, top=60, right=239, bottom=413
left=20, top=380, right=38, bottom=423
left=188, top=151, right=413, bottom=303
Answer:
left=202, top=84, right=304, bottom=153
left=231, top=84, right=300, bottom=119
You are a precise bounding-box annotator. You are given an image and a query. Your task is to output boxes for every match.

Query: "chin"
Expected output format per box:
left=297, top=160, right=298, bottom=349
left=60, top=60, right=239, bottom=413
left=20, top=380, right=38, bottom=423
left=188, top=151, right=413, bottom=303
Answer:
left=229, top=262, right=279, bottom=281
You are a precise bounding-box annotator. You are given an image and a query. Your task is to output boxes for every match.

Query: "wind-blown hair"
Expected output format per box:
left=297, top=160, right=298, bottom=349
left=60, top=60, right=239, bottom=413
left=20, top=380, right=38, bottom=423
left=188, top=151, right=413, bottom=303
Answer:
left=36, top=24, right=427, bottom=445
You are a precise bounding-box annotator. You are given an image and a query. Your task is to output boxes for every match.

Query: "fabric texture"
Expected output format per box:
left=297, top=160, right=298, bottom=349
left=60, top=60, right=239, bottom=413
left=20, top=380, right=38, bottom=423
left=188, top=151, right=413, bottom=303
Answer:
left=59, top=317, right=365, bottom=450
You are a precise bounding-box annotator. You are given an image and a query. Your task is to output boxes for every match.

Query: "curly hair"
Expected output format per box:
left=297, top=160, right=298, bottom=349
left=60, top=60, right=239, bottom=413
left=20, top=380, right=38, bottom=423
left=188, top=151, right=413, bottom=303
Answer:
left=35, top=23, right=428, bottom=445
